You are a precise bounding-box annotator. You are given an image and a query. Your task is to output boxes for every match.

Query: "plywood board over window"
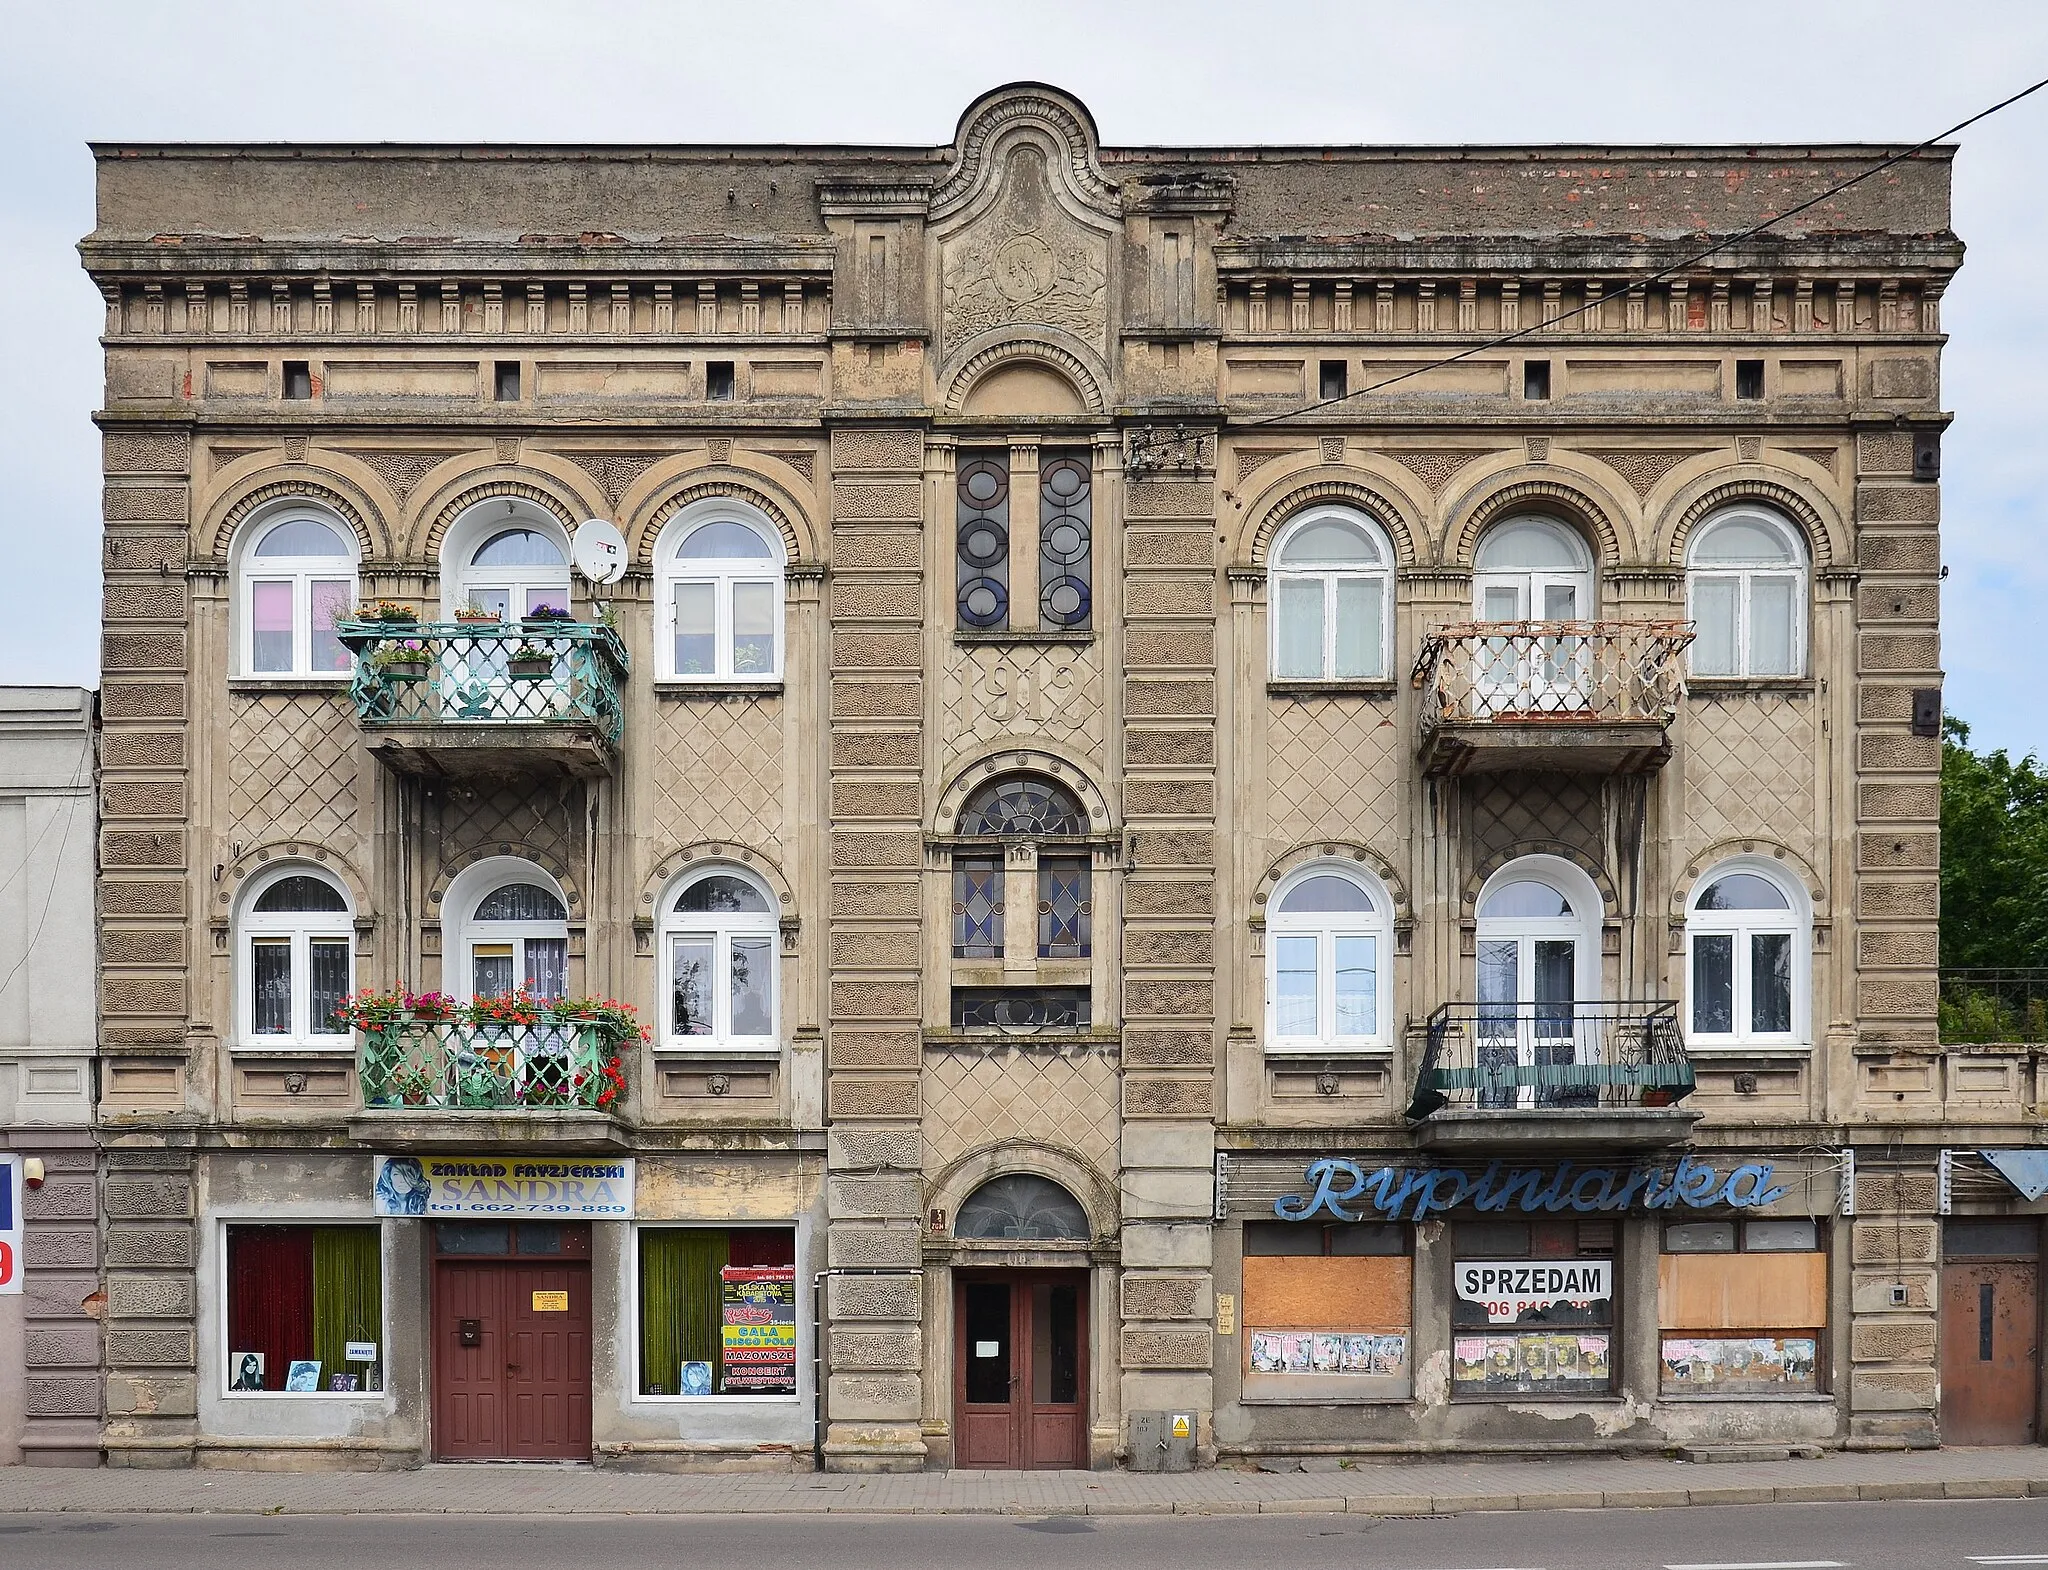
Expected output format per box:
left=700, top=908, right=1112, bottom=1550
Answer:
left=1657, top=1252, right=1825, bottom=1330
left=1244, top=1254, right=1410, bottom=1329
left=1241, top=1254, right=1413, bottom=1400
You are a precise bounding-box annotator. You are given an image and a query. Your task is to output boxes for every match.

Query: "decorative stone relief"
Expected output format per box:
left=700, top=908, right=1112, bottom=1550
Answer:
left=338, top=449, right=464, bottom=505
left=942, top=643, right=1103, bottom=766
left=1387, top=449, right=1496, bottom=496
left=1578, top=448, right=1710, bottom=500
left=941, top=144, right=1108, bottom=358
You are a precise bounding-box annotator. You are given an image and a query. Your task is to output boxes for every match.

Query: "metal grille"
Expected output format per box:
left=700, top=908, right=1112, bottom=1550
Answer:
left=358, top=1021, right=624, bottom=1111
left=340, top=621, right=629, bottom=746
left=1411, top=620, right=1693, bottom=726
left=1037, top=451, right=1092, bottom=630
left=956, top=453, right=1011, bottom=629
left=950, top=987, right=1091, bottom=1033
left=1940, top=969, right=2048, bottom=1043
left=951, top=857, right=1004, bottom=958
left=1407, top=999, right=1692, bottom=1118
left=1037, top=856, right=1091, bottom=958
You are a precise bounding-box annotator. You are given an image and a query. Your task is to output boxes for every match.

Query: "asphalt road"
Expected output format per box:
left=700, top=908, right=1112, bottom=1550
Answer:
left=2, top=1500, right=2046, bottom=1570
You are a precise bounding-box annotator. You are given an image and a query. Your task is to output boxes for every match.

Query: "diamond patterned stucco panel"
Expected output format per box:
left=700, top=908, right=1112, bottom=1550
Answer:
left=1263, top=697, right=1400, bottom=853
left=651, top=701, right=785, bottom=847
left=1680, top=697, right=1817, bottom=860
left=921, top=1048, right=1119, bottom=1178
left=226, top=695, right=361, bottom=858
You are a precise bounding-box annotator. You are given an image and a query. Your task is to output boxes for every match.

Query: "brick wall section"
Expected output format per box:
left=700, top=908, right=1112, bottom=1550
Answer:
left=99, top=1147, right=198, bottom=1466
left=821, top=429, right=927, bottom=1465
left=11, top=1131, right=101, bottom=1465
left=98, top=416, right=192, bottom=1095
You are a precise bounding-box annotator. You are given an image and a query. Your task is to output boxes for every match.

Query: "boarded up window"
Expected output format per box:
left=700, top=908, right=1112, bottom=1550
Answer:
left=1242, top=1240, right=1411, bottom=1396
left=1658, top=1224, right=1825, bottom=1395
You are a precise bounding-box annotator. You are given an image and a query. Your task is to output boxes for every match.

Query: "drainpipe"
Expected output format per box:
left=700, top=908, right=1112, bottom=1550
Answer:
left=810, top=1267, right=919, bottom=1471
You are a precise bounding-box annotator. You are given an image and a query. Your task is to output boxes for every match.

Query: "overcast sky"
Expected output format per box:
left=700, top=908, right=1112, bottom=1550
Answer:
left=4, top=1, right=2045, bottom=754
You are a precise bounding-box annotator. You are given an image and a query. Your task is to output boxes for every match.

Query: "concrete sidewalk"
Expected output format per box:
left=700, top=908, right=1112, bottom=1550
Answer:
left=3, top=1447, right=2048, bottom=1517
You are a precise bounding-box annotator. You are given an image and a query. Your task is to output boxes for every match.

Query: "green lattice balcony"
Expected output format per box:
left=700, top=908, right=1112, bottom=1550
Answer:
left=358, top=1020, right=628, bottom=1113
left=337, top=619, right=629, bottom=778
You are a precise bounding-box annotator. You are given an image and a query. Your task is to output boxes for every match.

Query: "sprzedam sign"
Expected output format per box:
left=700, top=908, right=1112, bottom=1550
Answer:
left=1456, top=1260, right=1613, bottom=1324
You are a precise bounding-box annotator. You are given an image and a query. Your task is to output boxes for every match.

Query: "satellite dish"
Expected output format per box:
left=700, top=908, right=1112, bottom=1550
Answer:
left=571, top=519, right=628, bottom=586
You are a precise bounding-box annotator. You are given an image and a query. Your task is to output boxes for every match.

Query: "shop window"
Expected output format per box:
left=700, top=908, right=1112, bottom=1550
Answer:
left=225, top=1224, right=382, bottom=1395
left=1658, top=1217, right=1825, bottom=1394
left=1451, top=1219, right=1614, bottom=1397
left=637, top=1227, right=796, bottom=1398
left=1243, top=1221, right=1412, bottom=1394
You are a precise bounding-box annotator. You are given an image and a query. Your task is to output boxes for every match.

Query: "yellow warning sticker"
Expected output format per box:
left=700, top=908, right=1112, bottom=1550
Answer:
left=1170, top=1414, right=1191, bottom=1439
left=532, top=1290, right=569, bottom=1312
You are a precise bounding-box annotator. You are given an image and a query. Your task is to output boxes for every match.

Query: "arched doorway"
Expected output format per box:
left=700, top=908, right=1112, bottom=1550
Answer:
left=1474, top=857, right=1603, bottom=1109
left=951, top=1174, right=1090, bottom=1469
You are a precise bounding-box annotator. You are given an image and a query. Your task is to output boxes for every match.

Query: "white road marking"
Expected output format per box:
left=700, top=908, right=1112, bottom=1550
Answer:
left=1663, top=1562, right=1847, bottom=1570
left=1968, top=1558, right=2048, bottom=1565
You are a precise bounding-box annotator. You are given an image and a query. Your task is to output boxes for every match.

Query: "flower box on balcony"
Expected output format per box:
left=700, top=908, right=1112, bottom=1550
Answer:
left=507, top=647, right=554, bottom=680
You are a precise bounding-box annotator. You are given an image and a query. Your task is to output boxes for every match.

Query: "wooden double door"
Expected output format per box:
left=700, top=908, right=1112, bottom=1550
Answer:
left=954, top=1271, right=1088, bottom=1469
left=433, top=1223, right=592, bottom=1460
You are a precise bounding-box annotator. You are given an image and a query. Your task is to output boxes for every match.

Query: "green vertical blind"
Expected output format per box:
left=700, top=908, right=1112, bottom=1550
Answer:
left=312, top=1225, right=383, bottom=1390
left=640, top=1228, right=728, bottom=1395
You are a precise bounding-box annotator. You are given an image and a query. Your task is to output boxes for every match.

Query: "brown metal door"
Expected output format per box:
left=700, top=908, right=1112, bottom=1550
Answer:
left=954, top=1272, right=1087, bottom=1469
left=434, top=1259, right=592, bottom=1460
left=1942, top=1259, right=2039, bottom=1445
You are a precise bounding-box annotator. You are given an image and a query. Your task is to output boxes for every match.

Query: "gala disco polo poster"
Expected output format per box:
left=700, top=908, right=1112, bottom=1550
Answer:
left=720, top=1266, right=798, bottom=1394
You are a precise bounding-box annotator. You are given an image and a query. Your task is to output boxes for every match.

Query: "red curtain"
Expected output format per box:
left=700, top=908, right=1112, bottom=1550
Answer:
left=726, top=1228, right=795, bottom=1267
left=227, top=1227, right=314, bottom=1391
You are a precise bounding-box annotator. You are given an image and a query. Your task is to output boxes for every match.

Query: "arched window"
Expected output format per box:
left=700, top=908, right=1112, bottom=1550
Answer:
left=238, top=867, right=353, bottom=1046
left=1686, top=862, right=1808, bottom=1046
left=955, top=1174, right=1090, bottom=1241
left=238, top=509, right=357, bottom=677
left=445, top=509, right=572, bottom=622
left=461, top=875, right=568, bottom=1000
left=951, top=775, right=1091, bottom=961
left=662, top=868, right=778, bottom=1050
left=1266, top=865, right=1392, bottom=1051
left=1269, top=507, right=1395, bottom=681
left=1473, top=516, right=1594, bottom=623
left=1687, top=507, right=1808, bottom=677
left=1474, top=858, right=1602, bottom=1107
left=657, top=501, right=785, bottom=681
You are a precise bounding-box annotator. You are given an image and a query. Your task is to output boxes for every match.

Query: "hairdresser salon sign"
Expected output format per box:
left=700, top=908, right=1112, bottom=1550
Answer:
left=374, top=1155, right=635, bottom=1218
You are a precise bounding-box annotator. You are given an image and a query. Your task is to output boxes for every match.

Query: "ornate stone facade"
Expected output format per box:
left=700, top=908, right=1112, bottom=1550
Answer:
left=82, top=84, right=1971, bottom=1470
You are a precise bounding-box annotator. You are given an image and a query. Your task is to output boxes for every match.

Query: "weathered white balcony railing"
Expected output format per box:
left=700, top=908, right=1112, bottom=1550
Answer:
left=1411, top=620, right=1694, bottom=776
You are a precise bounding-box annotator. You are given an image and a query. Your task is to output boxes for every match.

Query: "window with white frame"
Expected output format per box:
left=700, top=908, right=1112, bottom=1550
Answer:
left=657, top=502, right=785, bottom=681
left=239, top=510, right=357, bottom=677
left=1473, top=515, right=1594, bottom=624
left=1265, top=865, right=1392, bottom=1052
left=1685, top=863, right=1808, bottom=1046
left=662, top=868, right=778, bottom=1050
left=1269, top=507, right=1395, bottom=681
left=1686, top=507, right=1808, bottom=677
left=447, top=518, right=572, bottom=621
left=239, top=868, right=353, bottom=1047
left=463, top=879, right=569, bottom=999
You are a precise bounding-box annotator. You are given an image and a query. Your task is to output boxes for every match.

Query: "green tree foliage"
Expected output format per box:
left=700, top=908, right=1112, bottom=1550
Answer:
left=1942, top=714, right=2048, bottom=969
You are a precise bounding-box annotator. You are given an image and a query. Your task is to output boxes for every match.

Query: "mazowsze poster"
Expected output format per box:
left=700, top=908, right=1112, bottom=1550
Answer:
left=720, top=1266, right=797, bottom=1394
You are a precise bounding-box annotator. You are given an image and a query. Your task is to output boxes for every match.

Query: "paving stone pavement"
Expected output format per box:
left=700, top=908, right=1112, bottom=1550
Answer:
left=4, top=1448, right=2048, bottom=1516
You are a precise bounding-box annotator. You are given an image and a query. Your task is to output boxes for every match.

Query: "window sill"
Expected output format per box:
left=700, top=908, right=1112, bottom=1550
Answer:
left=1656, top=1391, right=1833, bottom=1403
left=952, top=630, right=1095, bottom=647
left=653, top=681, right=784, bottom=700
left=652, top=1044, right=783, bottom=1059
left=923, top=1028, right=1121, bottom=1051
left=229, top=1043, right=356, bottom=1057
left=1266, top=680, right=1397, bottom=698
left=1264, top=1045, right=1396, bottom=1060
left=1685, top=677, right=1815, bottom=696
left=228, top=678, right=352, bottom=696
left=1684, top=1042, right=1813, bottom=1058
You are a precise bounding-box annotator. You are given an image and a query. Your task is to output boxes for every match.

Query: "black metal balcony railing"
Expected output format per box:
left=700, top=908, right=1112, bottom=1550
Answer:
left=1939, top=969, right=2048, bottom=1044
left=337, top=620, right=629, bottom=746
left=1406, top=1000, right=1694, bottom=1121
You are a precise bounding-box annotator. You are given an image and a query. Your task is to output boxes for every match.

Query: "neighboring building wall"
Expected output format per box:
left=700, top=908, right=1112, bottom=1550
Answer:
left=81, top=85, right=1959, bottom=1468
left=0, top=688, right=100, bottom=1466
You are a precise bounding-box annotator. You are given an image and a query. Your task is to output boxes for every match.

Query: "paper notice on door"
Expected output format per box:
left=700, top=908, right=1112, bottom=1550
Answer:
left=975, top=1340, right=999, bottom=1358
left=532, top=1290, right=569, bottom=1312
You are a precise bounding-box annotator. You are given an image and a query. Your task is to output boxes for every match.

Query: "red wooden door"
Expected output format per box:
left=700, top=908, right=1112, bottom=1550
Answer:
left=434, top=1258, right=591, bottom=1460
left=1942, top=1258, right=2039, bottom=1446
left=953, top=1272, right=1087, bottom=1469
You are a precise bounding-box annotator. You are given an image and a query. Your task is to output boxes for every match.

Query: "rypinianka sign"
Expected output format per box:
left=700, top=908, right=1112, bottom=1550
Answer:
left=1274, top=1156, right=1789, bottom=1223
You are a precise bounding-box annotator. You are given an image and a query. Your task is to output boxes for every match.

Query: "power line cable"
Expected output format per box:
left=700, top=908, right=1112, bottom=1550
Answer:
left=1130, top=69, right=2048, bottom=452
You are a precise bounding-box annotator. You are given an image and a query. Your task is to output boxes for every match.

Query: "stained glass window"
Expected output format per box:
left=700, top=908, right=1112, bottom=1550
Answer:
left=952, top=856, right=1004, bottom=959
left=959, top=776, right=1087, bottom=837
left=955, top=1175, right=1090, bottom=1242
left=1038, top=452, right=1091, bottom=630
left=1037, top=856, right=1091, bottom=959
left=950, top=987, right=1091, bottom=1033
left=956, top=453, right=1011, bottom=629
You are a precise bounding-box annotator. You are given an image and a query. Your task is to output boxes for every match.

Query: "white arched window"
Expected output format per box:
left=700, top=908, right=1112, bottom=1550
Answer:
left=238, top=509, right=357, bottom=677
left=1687, top=507, right=1808, bottom=677
left=453, top=868, right=568, bottom=1000
left=1269, top=507, right=1395, bottom=681
left=443, top=506, right=572, bottom=622
left=657, top=500, right=785, bottom=681
left=1473, top=516, right=1594, bottom=623
left=662, top=868, right=778, bottom=1051
left=238, top=867, right=353, bottom=1047
left=1266, top=864, right=1392, bottom=1052
left=1686, top=862, right=1808, bottom=1047
left=1474, top=857, right=1602, bottom=1107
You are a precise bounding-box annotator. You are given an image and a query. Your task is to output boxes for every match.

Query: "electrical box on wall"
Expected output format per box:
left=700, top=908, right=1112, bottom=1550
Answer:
left=1129, top=1410, right=1198, bottom=1472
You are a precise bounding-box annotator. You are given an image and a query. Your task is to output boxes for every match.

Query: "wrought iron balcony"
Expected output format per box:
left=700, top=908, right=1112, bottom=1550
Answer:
left=1406, top=1000, right=1697, bottom=1151
left=338, top=619, right=629, bottom=778
left=1411, top=620, right=1693, bottom=776
left=1940, top=969, right=2048, bottom=1045
left=356, top=1019, right=627, bottom=1119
